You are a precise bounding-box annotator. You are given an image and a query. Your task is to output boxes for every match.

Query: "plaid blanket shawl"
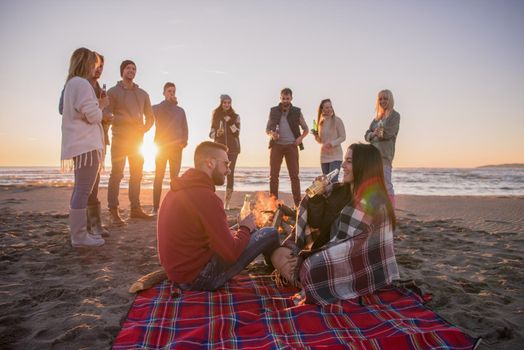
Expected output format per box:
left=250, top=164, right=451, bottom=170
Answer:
left=113, top=275, right=479, bottom=349
left=295, top=195, right=400, bottom=305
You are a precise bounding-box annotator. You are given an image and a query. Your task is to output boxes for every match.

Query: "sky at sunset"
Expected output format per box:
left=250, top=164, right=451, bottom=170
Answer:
left=1, top=0, right=523, bottom=169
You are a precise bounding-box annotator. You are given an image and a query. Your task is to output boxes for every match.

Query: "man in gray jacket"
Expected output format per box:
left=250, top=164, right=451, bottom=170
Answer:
left=106, top=60, right=155, bottom=223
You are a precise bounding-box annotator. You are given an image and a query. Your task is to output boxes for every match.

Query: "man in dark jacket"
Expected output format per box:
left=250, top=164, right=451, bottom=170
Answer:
left=106, top=60, right=155, bottom=223
left=152, top=82, right=188, bottom=213
left=266, top=88, right=309, bottom=206
left=157, top=141, right=279, bottom=291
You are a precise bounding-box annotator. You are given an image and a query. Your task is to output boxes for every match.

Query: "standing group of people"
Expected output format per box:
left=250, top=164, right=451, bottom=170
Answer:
left=60, top=48, right=189, bottom=247
left=265, top=88, right=400, bottom=209
left=59, top=47, right=402, bottom=306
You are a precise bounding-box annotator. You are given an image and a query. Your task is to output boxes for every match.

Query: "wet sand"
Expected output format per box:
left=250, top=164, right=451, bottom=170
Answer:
left=0, top=186, right=522, bottom=349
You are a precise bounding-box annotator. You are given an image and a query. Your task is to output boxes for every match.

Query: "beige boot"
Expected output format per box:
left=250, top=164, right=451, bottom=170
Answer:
left=224, top=188, right=233, bottom=210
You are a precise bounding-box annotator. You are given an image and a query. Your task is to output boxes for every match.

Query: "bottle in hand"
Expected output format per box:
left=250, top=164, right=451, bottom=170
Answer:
left=305, top=168, right=339, bottom=197
left=311, top=119, right=318, bottom=135
left=240, top=194, right=251, bottom=220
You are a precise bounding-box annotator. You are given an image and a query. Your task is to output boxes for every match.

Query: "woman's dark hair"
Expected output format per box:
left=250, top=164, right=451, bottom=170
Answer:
left=349, top=143, right=395, bottom=228
left=213, top=98, right=237, bottom=117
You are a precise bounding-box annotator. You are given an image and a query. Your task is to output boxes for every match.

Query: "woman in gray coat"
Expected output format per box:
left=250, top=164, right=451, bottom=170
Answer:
left=365, top=89, right=400, bottom=207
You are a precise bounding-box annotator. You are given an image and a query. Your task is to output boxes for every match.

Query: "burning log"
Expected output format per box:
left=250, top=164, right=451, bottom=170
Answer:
left=281, top=214, right=296, bottom=227
left=278, top=203, right=297, bottom=218
left=242, top=192, right=298, bottom=235
left=271, top=208, right=282, bottom=229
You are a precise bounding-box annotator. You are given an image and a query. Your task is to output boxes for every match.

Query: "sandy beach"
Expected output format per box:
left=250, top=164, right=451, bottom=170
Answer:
left=0, top=185, right=522, bottom=349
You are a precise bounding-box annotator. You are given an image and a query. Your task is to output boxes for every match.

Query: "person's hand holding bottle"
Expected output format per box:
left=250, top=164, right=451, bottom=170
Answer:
left=238, top=212, right=256, bottom=233
left=217, top=120, right=225, bottom=137
left=271, top=125, right=280, bottom=141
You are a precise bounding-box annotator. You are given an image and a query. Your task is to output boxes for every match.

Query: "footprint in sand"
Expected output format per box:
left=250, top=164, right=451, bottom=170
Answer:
left=0, top=198, right=27, bottom=205
left=484, top=219, right=511, bottom=225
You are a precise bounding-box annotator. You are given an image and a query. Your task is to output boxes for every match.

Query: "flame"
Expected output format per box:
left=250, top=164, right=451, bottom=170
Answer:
left=253, top=192, right=282, bottom=227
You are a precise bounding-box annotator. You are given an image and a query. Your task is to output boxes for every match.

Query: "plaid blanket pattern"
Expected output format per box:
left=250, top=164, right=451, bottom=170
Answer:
left=113, top=275, right=478, bottom=350
left=295, top=195, right=314, bottom=250
left=300, top=203, right=400, bottom=305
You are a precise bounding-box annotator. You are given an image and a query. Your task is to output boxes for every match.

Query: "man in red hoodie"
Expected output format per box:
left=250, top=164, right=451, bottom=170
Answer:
left=157, top=141, right=279, bottom=290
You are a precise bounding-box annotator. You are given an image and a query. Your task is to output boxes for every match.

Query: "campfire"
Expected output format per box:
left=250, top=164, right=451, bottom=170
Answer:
left=252, top=192, right=297, bottom=235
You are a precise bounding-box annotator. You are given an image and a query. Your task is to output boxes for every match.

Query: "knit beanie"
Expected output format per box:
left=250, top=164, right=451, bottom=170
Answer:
left=220, top=94, right=231, bottom=102
left=120, top=60, right=136, bottom=77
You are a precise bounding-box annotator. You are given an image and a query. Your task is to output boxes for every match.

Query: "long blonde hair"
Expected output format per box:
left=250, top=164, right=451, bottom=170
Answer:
left=65, top=47, right=97, bottom=83
left=375, top=89, right=395, bottom=120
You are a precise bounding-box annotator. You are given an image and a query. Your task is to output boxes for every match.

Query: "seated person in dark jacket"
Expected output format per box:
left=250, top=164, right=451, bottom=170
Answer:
left=306, top=182, right=353, bottom=250
left=272, top=144, right=400, bottom=306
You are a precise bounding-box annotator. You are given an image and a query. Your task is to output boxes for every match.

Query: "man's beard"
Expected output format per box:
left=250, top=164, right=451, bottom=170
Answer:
left=211, top=167, right=225, bottom=186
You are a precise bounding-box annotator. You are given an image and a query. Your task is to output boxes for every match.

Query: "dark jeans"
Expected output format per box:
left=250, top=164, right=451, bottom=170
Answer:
left=188, top=227, right=280, bottom=291
left=71, top=150, right=101, bottom=209
left=321, top=160, right=342, bottom=183
left=87, top=146, right=107, bottom=206
left=153, top=145, right=183, bottom=209
left=107, top=137, right=144, bottom=209
left=270, top=143, right=301, bottom=206
left=226, top=152, right=238, bottom=190
left=87, top=170, right=101, bottom=205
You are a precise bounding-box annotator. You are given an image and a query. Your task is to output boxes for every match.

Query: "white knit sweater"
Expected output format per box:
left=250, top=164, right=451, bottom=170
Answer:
left=318, top=115, right=346, bottom=163
left=60, top=77, right=104, bottom=169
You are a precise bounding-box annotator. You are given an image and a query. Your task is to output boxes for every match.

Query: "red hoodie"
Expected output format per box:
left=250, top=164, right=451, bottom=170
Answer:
left=157, top=168, right=250, bottom=283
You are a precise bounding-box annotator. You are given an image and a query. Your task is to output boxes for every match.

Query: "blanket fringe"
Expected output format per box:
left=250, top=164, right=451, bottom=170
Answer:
left=270, top=269, right=301, bottom=289
left=60, top=149, right=105, bottom=173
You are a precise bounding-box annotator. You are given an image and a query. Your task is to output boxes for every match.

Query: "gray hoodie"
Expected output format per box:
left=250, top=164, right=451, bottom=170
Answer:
left=107, top=81, right=154, bottom=139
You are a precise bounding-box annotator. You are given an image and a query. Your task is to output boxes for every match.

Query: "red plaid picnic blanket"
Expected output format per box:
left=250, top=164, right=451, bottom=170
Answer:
left=113, top=276, right=479, bottom=349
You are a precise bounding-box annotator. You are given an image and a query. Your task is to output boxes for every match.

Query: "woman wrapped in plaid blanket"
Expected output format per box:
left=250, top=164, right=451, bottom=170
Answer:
left=272, top=143, right=400, bottom=305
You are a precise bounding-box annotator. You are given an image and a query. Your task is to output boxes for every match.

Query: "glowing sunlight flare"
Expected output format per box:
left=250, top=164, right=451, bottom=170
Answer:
left=140, top=139, right=158, bottom=172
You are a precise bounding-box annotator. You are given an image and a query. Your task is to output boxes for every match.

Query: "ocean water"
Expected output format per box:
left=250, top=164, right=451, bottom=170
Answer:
left=1, top=166, right=523, bottom=196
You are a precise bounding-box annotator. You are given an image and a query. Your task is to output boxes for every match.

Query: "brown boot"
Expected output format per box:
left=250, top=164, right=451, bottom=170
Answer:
left=224, top=188, right=233, bottom=210
left=87, top=203, right=110, bottom=237
left=109, top=207, right=126, bottom=226
left=130, top=207, right=154, bottom=220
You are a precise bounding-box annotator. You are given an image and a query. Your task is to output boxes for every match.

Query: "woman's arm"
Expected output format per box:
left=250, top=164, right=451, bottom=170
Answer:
left=381, top=111, right=400, bottom=140
left=329, top=117, right=346, bottom=147
left=71, top=78, right=102, bottom=124
left=229, top=115, right=240, bottom=135
left=364, top=119, right=376, bottom=142
left=209, top=113, right=218, bottom=139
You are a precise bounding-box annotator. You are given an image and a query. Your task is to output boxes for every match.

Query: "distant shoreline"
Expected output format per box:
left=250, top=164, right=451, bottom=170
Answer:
left=0, top=163, right=524, bottom=170
left=477, top=163, right=524, bottom=169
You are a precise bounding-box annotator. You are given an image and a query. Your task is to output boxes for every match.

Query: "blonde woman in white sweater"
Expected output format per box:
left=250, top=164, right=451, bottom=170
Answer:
left=313, top=99, right=346, bottom=182
left=61, top=48, right=110, bottom=247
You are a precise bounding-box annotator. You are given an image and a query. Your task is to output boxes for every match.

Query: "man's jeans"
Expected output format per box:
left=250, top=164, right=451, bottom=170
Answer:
left=188, top=227, right=280, bottom=291
left=269, top=143, right=301, bottom=206
left=153, top=145, right=183, bottom=210
left=226, top=152, right=239, bottom=190
left=108, top=137, right=144, bottom=209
